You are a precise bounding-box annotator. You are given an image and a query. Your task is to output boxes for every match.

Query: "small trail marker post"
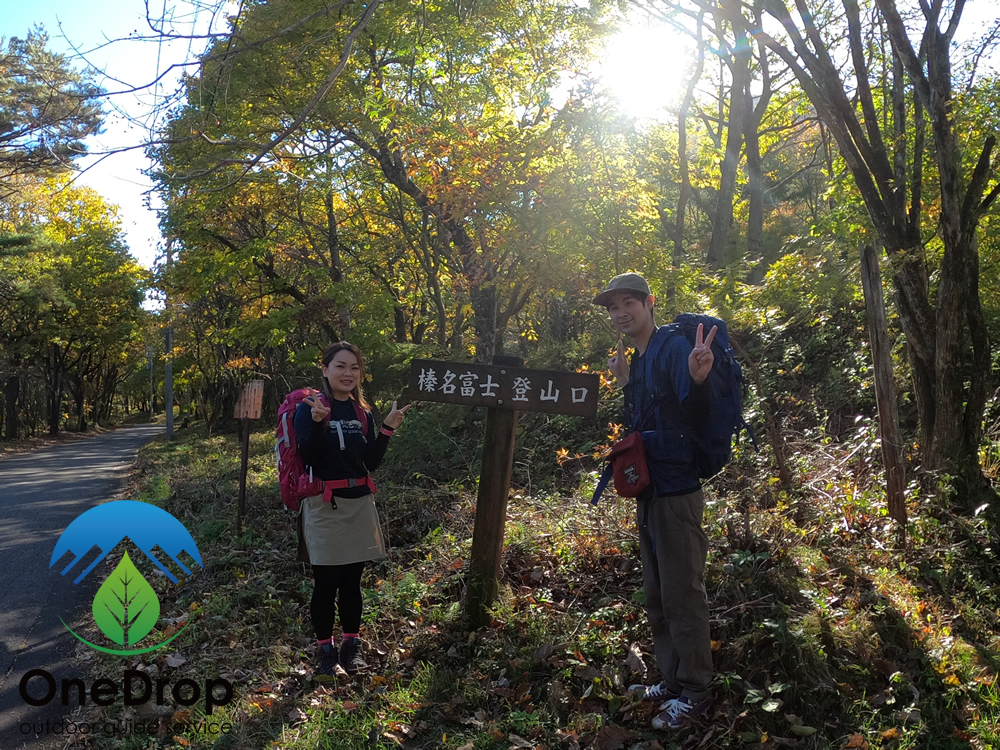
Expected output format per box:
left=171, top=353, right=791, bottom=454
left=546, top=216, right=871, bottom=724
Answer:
left=234, top=380, right=265, bottom=534
left=406, top=357, right=599, bottom=627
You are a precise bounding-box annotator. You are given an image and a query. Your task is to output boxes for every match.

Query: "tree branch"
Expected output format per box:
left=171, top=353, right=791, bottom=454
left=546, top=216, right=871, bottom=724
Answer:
left=167, top=0, right=383, bottom=187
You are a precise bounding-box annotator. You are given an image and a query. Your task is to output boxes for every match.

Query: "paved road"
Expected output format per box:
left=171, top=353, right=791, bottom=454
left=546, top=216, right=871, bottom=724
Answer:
left=0, top=425, right=162, bottom=748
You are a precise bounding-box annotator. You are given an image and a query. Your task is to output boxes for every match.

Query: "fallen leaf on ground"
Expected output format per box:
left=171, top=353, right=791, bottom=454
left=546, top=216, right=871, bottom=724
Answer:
left=593, top=724, right=636, bottom=750
left=762, top=698, right=783, bottom=712
left=844, top=733, right=869, bottom=748
left=460, top=710, right=486, bottom=727
left=165, top=653, right=187, bottom=668
left=382, top=731, right=406, bottom=746
left=534, top=643, right=561, bottom=662
left=624, top=643, right=646, bottom=677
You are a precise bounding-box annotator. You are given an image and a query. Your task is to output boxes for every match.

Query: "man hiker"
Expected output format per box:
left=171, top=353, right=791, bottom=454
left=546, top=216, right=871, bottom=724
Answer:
left=594, top=272, right=717, bottom=730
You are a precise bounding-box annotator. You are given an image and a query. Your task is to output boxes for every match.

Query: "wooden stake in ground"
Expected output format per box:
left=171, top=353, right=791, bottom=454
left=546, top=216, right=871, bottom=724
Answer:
left=859, top=244, right=907, bottom=538
left=468, top=355, right=522, bottom=626
left=407, top=357, right=599, bottom=627
left=233, top=380, right=265, bottom=534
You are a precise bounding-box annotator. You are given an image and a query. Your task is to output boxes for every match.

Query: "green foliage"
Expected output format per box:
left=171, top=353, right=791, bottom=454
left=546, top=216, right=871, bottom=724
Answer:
left=0, top=29, right=104, bottom=190
left=0, top=177, right=147, bottom=436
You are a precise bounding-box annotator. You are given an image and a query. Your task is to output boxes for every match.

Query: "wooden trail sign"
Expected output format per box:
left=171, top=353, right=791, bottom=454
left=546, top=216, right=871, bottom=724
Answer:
left=406, top=357, right=599, bottom=627
left=233, top=380, right=264, bottom=420
left=234, top=380, right=265, bottom=533
left=406, top=359, right=598, bottom=417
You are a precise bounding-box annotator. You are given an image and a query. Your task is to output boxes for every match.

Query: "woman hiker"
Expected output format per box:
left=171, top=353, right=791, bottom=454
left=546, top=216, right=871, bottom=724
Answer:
left=294, top=341, right=410, bottom=676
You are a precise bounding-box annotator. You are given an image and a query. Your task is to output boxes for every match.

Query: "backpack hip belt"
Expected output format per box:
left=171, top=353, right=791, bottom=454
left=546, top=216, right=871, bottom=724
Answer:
left=321, top=476, right=377, bottom=505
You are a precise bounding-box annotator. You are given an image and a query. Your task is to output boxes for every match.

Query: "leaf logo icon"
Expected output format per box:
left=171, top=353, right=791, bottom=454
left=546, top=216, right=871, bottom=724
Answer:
left=92, top=551, right=160, bottom=647
left=51, top=500, right=202, bottom=655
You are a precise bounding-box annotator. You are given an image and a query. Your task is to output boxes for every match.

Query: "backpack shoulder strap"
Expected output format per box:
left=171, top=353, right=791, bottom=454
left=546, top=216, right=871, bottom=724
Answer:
left=351, top=399, right=370, bottom=437
left=627, top=325, right=677, bottom=431
left=642, top=325, right=676, bottom=382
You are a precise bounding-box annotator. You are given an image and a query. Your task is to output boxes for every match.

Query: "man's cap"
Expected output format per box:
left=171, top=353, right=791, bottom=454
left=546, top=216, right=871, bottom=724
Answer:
left=593, top=272, right=651, bottom=306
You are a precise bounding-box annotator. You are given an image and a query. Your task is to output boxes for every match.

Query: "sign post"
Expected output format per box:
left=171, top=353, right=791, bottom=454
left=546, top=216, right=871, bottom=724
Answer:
left=406, top=357, right=598, bottom=627
left=233, top=380, right=265, bottom=534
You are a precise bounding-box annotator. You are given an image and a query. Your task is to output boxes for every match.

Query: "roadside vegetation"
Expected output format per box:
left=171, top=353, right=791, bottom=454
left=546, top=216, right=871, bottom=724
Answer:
left=71, top=401, right=999, bottom=749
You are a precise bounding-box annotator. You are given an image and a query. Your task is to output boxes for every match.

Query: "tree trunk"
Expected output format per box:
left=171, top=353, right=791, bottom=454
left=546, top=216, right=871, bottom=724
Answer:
left=745, top=22, right=773, bottom=272
left=48, top=343, right=63, bottom=436
left=745, top=84, right=765, bottom=265
left=4, top=373, right=18, bottom=440
left=76, top=390, right=87, bottom=432
left=324, top=189, right=352, bottom=335
left=707, top=0, right=752, bottom=269
left=860, top=244, right=906, bottom=530
left=671, top=15, right=706, bottom=300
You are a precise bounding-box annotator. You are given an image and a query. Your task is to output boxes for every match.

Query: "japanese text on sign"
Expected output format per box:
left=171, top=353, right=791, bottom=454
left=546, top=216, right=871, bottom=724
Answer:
left=407, top=360, right=598, bottom=417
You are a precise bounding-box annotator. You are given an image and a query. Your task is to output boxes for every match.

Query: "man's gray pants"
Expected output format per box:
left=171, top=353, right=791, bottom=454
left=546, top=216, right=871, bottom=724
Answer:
left=637, top=488, right=713, bottom=702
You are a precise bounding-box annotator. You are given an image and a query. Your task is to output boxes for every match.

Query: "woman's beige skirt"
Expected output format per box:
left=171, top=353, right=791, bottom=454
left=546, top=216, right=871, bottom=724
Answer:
left=296, top=493, right=387, bottom=566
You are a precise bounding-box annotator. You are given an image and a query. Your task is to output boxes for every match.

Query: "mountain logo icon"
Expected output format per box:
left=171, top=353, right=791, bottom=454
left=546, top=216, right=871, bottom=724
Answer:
left=49, top=500, right=203, bottom=655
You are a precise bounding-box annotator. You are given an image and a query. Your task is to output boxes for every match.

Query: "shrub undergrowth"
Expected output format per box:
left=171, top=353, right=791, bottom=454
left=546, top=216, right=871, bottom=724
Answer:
left=63, top=412, right=1000, bottom=750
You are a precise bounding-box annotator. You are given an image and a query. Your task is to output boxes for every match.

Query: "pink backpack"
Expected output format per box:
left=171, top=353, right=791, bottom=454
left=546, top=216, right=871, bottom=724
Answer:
left=275, top=388, right=370, bottom=511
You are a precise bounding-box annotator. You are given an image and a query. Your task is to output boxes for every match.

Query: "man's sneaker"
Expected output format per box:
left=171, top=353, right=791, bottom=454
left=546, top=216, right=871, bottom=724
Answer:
left=629, top=681, right=681, bottom=703
left=316, top=643, right=339, bottom=678
left=339, top=637, right=369, bottom=674
left=651, top=695, right=711, bottom=730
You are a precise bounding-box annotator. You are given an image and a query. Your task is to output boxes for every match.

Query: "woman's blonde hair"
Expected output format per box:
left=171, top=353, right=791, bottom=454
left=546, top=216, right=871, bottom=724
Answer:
left=320, top=341, right=370, bottom=410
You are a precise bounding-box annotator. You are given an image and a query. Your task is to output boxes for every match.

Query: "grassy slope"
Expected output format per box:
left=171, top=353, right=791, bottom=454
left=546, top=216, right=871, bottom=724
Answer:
left=79, top=423, right=999, bottom=750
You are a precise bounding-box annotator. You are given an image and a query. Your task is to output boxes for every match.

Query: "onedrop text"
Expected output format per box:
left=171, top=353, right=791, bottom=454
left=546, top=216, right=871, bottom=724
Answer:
left=19, top=669, right=234, bottom=715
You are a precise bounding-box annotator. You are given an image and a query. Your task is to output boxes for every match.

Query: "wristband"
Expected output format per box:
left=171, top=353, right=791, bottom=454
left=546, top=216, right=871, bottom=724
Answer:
left=380, top=425, right=394, bottom=437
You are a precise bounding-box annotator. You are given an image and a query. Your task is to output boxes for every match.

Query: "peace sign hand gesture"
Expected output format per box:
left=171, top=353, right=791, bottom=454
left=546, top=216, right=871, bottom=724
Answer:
left=688, top=322, right=718, bottom=385
left=303, top=390, right=331, bottom=422
left=383, top=400, right=412, bottom=429
left=608, top=337, right=630, bottom=387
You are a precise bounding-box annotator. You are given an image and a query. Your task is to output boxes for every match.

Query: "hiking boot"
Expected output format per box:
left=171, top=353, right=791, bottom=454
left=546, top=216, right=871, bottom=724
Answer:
left=629, top=681, right=681, bottom=703
left=315, top=643, right=340, bottom=678
left=651, top=695, right=711, bottom=730
left=339, top=637, right=369, bottom=674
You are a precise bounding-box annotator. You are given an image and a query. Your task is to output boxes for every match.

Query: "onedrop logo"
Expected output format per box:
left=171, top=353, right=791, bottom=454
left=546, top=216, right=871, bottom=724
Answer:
left=50, top=500, right=203, bottom=655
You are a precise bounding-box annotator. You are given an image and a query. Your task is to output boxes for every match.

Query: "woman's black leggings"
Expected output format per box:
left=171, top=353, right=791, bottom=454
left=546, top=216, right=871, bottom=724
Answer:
left=310, top=562, right=365, bottom=639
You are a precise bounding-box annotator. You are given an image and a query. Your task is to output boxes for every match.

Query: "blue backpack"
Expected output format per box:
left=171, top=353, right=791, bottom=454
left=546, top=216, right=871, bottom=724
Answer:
left=668, top=313, right=757, bottom=478
left=591, top=313, right=756, bottom=504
